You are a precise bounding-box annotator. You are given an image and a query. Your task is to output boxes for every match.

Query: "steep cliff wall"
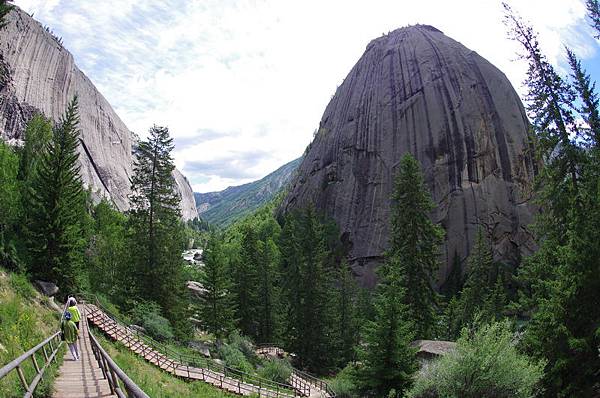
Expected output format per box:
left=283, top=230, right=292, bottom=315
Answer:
left=0, top=7, right=198, bottom=220
left=281, top=25, right=538, bottom=287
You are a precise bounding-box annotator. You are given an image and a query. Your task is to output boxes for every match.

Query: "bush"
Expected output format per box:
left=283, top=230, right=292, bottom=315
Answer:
left=218, top=343, right=253, bottom=374
left=328, top=364, right=359, bottom=398
left=258, top=359, right=292, bottom=384
left=407, top=320, right=545, bottom=398
left=130, top=301, right=174, bottom=341
left=227, top=330, right=259, bottom=364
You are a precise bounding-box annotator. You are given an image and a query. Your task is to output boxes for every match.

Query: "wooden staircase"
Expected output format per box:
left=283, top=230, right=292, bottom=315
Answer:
left=85, top=303, right=301, bottom=397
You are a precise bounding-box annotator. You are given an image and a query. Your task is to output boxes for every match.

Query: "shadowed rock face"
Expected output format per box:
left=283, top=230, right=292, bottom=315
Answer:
left=281, top=25, right=538, bottom=287
left=0, top=7, right=198, bottom=220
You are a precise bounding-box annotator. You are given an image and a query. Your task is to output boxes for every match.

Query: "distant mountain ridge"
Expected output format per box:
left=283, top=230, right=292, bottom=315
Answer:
left=194, top=157, right=301, bottom=227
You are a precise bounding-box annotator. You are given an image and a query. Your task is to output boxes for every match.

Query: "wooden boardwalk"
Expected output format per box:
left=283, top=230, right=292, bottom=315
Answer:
left=85, top=303, right=298, bottom=397
left=52, top=314, right=116, bottom=398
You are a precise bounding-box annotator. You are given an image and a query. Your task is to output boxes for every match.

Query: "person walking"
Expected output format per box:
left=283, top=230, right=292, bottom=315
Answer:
left=67, top=297, right=81, bottom=329
left=61, top=311, right=79, bottom=360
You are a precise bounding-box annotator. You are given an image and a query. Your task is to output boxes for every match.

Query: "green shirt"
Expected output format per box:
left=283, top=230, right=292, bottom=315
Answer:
left=68, top=306, right=81, bottom=323
left=61, top=320, right=78, bottom=344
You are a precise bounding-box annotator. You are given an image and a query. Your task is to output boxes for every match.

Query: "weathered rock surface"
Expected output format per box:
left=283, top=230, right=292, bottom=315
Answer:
left=281, top=25, right=538, bottom=287
left=35, top=280, right=59, bottom=297
left=0, top=7, right=198, bottom=220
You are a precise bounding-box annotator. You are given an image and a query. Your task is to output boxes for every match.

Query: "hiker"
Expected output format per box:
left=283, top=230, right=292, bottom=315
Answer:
left=67, top=297, right=81, bottom=329
left=61, top=311, right=79, bottom=360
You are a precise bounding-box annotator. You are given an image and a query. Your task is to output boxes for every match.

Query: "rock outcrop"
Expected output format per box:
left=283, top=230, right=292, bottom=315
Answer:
left=0, top=7, right=198, bottom=220
left=281, top=25, right=538, bottom=287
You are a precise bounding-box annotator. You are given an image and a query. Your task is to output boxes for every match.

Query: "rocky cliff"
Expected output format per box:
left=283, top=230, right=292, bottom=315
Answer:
left=0, top=7, right=198, bottom=220
left=281, top=25, right=538, bottom=287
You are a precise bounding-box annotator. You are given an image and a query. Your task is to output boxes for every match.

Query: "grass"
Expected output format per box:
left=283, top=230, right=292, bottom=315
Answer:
left=0, top=269, right=65, bottom=398
left=96, top=334, right=236, bottom=398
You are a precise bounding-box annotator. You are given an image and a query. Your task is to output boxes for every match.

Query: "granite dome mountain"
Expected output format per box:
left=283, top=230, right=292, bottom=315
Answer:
left=281, top=25, right=538, bottom=287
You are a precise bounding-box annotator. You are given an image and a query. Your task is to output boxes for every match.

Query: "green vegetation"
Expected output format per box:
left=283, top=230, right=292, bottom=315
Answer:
left=504, top=4, right=600, bottom=396
left=97, top=334, right=235, bottom=398
left=408, top=320, right=545, bottom=398
left=0, top=269, right=64, bottom=398
left=194, top=157, right=301, bottom=228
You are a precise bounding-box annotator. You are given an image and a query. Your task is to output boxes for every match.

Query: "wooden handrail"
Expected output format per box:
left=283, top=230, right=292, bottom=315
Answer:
left=85, top=306, right=150, bottom=398
left=0, top=331, right=63, bottom=398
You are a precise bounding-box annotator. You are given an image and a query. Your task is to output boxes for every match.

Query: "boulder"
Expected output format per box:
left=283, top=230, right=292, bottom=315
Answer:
left=281, top=25, right=538, bottom=287
left=35, top=280, right=58, bottom=297
left=188, top=341, right=211, bottom=358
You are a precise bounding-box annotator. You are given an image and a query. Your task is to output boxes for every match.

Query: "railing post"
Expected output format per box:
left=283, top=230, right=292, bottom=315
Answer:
left=31, top=353, right=40, bottom=374
left=42, top=345, right=49, bottom=362
left=16, top=365, right=28, bottom=391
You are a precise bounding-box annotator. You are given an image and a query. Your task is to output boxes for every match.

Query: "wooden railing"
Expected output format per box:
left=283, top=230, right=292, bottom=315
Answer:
left=88, top=321, right=150, bottom=398
left=83, top=296, right=302, bottom=397
left=0, top=331, right=63, bottom=398
left=256, top=344, right=336, bottom=398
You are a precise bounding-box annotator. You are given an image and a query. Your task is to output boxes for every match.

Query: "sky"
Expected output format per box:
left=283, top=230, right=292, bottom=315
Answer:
left=13, top=0, right=600, bottom=193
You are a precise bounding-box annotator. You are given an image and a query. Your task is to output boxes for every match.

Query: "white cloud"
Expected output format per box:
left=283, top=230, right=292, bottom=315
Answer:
left=14, top=0, right=599, bottom=192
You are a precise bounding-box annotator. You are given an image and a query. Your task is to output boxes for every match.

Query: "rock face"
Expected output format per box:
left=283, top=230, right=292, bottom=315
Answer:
left=281, top=25, right=538, bottom=287
left=0, top=7, right=198, bottom=220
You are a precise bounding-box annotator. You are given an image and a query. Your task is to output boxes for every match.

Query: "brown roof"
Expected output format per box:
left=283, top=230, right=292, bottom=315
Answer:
left=411, top=340, right=456, bottom=356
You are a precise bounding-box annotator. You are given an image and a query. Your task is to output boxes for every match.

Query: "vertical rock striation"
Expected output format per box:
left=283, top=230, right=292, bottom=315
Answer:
left=0, top=7, right=198, bottom=220
left=281, top=25, right=538, bottom=287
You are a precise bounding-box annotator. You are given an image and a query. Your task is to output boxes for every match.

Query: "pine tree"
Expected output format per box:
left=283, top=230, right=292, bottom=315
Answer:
left=335, top=260, right=359, bottom=366
left=566, top=48, right=600, bottom=147
left=356, top=256, right=418, bottom=397
left=24, top=98, right=86, bottom=289
left=587, top=0, right=600, bottom=38
left=88, top=200, right=127, bottom=298
left=18, top=114, right=53, bottom=183
left=127, top=125, right=188, bottom=336
left=452, top=228, right=495, bottom=334
left=256, top=237, right=280, bottom=343
left=297, top=206, right=336, bottom=372
left=504, top=5, right=600, bottom=395
left=0, top=142, right=21, bottom=270
left=233, top=224, right=260, bottom=338
left=279, top=207, right=337, bottom=373
left=199, top=235, right=235, bottom=339
left=390, top=154, right=444, bottom=339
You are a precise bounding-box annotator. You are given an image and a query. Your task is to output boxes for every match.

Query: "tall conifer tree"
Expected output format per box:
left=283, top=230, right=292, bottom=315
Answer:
left=504, top=5, right=600, bottom=395
left=25, top=97, right=85, bottom=289
left=233, top=225, right=260, bottom=338
left=199, top=235, right=235, bottom=339
left=390, top=154, right=443, bottom=339
left=128, top=125, right=188, bottom=336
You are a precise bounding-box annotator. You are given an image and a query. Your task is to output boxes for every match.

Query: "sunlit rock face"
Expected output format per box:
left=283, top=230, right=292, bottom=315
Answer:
left=281, top=25, right=538, bottom=287
left=0, top=7, right=198, bottom=220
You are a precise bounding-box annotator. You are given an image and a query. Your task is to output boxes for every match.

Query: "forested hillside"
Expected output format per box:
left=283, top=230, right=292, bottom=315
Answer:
left=195, top=157, right=301, bottom=227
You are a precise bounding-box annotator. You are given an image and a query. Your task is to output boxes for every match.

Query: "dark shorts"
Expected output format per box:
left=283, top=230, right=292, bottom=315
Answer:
left=75, top=321, right=80, bottom=329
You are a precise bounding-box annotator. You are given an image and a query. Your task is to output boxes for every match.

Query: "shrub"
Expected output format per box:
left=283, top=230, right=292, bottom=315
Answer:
left=328, top=364, right=359, bottom=398
left=258, top=359, right=292, bottom=384
left=218, top=343, right=253, bottom=374
left=130, top=301, right=174, bottom=341
left=407, top=319, right=545, bottom=398
left=227, top=330, right=259, bottom=364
